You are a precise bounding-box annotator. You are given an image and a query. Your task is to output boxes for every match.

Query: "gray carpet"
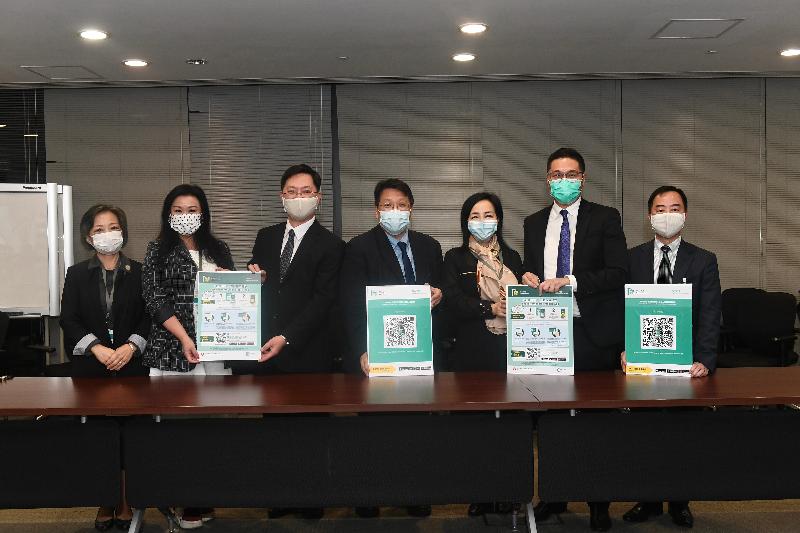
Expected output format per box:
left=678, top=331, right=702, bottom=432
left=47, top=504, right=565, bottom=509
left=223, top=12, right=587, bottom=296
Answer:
left=1, top=503, right=800, bottom=532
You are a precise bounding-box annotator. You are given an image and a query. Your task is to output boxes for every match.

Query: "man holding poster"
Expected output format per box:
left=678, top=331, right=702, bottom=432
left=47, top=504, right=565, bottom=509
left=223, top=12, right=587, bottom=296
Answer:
left=620, top=186, right=721, bottom=529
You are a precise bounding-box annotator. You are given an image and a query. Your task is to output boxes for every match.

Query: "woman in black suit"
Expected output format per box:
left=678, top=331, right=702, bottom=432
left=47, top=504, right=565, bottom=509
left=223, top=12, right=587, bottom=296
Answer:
left=443, top=192, right=522, bottom=518
left=60, top=204, right=150, bottom=530
left=141, top=184, right=234, bottom=529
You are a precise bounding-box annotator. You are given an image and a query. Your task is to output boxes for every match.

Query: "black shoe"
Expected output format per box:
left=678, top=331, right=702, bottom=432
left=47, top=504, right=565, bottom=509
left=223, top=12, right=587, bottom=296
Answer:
left=355, top=507, right=380, bottom=518
left=299, top=507, right=324, bottom=520
left=468, top=503, right=492, bottom=517
left=113, top=517, right=132, bottom=531
left=589, top=503, right=611, bottom=531
left=407, top=505, right=432, bottom=517
left=623, top=502, right=663, bottom=523
left=94, top=518, right=113, bottom=532
left=533, top=501, right=568, bottom=523
left=668, top=503, right=694, bottom=528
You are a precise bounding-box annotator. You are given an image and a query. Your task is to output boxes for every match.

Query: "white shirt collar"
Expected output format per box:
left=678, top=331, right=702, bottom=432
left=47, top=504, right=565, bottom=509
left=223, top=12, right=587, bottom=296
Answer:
left=654, top=235, right=681, bottom=254
left=549, top=197, right=582, bottom=218
left=284, top=216, right=315, bottom=241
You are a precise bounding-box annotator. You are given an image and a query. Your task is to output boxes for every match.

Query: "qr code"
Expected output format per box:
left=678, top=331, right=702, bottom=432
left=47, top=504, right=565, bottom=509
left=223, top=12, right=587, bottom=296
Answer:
left=640, top=315, right=676, bottom=350
left=383, top=315, right=417, bottom=349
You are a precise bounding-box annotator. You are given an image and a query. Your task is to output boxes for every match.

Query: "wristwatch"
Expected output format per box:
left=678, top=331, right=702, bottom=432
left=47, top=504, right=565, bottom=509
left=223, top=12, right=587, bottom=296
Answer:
left=127, top=342, right=138, bottom=354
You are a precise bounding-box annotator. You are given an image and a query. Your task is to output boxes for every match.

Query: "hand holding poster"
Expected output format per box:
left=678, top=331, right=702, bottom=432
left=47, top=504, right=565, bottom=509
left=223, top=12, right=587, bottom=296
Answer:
left=195, top=271, right=262, bottom=361
left=624, top=283, right=693, bottom=376
left=366, top=285, right=433, bottom=377
left=506, top=284, right=574, bottom=375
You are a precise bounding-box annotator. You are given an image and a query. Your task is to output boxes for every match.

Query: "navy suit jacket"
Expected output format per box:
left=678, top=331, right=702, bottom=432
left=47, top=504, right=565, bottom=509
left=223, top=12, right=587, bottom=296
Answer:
left=339, top=225, right=443, bottom=373
left=522, top=199, right=628, bottom=350
left=627, top=239, right=721, bottom=372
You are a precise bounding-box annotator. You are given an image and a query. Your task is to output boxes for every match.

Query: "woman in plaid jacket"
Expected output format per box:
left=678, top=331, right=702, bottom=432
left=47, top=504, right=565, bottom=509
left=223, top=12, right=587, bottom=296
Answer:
left=141, top=183, right=235, bottom=375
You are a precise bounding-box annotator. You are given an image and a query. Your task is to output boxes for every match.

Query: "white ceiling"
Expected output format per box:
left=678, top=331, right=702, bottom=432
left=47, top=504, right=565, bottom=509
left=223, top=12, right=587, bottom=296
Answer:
left=2, top=0, right=800, bottom=86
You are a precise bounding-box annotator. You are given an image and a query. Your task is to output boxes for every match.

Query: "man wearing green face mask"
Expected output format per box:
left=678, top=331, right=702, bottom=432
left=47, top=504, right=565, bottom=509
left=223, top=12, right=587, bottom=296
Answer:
left=521, top=147, right=628, bottom=532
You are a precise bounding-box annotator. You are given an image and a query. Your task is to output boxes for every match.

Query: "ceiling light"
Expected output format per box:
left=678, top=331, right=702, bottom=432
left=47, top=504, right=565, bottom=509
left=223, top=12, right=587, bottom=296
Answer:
left=123, top=59, right=148, bottom=67
left=186, top=58, right=207, bottom=65
left=79, top=29, right=108, bottom=40
left=452, top=52, right=476, bottom=62
left=780, top=48, right=800, bottom=57
left=337, top=56, right=349, bottom=61
left=460, top=23, right=488, bottom=35
left=23, top=134, right=39, bottom=137
left=0, top=124, right=6, bottom=128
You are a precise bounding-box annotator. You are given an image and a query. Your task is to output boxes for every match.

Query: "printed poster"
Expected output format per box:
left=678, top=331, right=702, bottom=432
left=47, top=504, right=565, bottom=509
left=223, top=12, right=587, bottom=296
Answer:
left=624, top=283, right=693, bottom=377
left=195, top=271, right=262, bottom=361
left=506, top=284, right=574, bottom=375
left=366, top=285, right=433, bottom=377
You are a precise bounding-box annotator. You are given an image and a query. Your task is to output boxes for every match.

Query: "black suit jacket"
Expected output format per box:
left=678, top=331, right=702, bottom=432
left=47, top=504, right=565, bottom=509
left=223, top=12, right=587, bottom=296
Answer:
left=60, top=256, right=150, bottom=361
left=441, top=244, right=523, bottom=371
left=339, top=225, right=443, bottom=373
left=627, top=239, right=721, bottom=372
left=248, top=220, right=344, bottom=373
left=522, top=199, right=628, bottom=349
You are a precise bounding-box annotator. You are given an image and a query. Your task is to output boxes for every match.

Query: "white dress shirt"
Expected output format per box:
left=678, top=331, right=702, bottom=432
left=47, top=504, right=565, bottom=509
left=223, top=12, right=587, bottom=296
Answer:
left=652, top=236, right=682, bottom=283
left=281, top=216, right=316, bottom=262
left=543, top=198, right=581, bottom=317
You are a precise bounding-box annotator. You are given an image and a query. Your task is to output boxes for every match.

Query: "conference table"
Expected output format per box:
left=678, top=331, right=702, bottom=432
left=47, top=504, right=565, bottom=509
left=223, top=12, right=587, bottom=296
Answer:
left=1, top=368, right=799, bottom=533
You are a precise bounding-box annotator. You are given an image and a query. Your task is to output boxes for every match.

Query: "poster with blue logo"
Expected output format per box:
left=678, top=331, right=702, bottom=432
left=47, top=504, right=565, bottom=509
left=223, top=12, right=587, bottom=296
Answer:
left=195, top=271, right=262, bottom=361
left=506, top=285, right=574, bottom=375
left=624, top=284, right=693, bottom=376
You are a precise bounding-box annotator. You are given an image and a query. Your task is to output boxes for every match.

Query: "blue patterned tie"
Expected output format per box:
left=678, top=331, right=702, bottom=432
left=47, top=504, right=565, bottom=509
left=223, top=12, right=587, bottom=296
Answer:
left=556, top=209, right=570, bottom=278
left=397, top=241, right=416, bottom=284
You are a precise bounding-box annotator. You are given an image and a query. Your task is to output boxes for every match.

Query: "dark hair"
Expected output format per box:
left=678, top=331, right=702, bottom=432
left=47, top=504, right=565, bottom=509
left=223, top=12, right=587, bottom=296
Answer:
left=79, top=204, right=128, bottom=250
left=374, top=178, right=414, bottom=207
left=459, top=192, right=510, bottom=249
left=648, top=185, right=688, bottom=211
left=157, top=184, right=229, bottom=265
left=547, top=147, right=586, bottom=173
left=281, top=164, right=321, bottom=191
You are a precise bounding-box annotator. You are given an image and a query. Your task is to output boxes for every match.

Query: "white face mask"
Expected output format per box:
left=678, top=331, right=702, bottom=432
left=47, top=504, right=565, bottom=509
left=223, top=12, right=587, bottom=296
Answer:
left=379, top=209, right=411, bottom=236
left=282, top=196, right=318, bottom=221
left=91, top=230, right=124, bottom=255
left=169, top=212, right=203, bottom=236
left=650, top=212, right=685, bottom=239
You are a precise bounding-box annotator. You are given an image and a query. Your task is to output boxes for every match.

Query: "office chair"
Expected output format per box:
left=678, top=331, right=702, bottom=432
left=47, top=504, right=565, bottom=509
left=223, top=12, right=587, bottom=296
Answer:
left=717, top=289, right=799, bottom=367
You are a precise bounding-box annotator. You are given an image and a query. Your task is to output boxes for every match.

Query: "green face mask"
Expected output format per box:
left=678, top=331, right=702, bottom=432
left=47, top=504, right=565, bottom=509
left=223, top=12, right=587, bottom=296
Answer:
left=549, top=178, right=582, bottom=205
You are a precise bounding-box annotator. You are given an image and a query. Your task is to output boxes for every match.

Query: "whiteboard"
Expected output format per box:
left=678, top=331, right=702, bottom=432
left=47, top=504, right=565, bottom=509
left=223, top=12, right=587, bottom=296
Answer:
left=0, top=184, right=73, bottom=315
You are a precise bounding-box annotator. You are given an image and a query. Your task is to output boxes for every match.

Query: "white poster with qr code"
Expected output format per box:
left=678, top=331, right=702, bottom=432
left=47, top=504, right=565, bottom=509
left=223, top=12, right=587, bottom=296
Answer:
left=366, top=285, right=433, bottom=377
left=624, top=284, right=693, bottom=377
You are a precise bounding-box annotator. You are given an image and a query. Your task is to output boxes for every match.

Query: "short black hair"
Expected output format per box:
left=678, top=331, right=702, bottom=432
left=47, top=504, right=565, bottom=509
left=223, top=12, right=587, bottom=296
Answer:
left=281, top=164, right=322, bottom=191
left=79, top=204, right=128, bottom=250
left=459, top=192, right=510, bottom=249
left=648, top=185, right=688, bottom=211
left=547, top=147, right=586, bottom=173
left=374, top=178, right=414, bottom=207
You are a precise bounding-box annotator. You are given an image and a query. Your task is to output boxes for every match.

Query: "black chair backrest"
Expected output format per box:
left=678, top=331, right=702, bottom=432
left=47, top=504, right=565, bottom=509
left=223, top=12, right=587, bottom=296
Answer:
left=721, top=288, right=765, bottom=331
left=737, top=291, right=797, bottom=356
left=0, top=310, right=10, bottom=348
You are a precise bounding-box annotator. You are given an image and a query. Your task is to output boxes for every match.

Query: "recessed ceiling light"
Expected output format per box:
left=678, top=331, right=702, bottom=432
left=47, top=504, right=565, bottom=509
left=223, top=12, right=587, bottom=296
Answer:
left=79, top=29, right=108, bottom=40
left=123, top=59, right=148, bottom=67
left=706, top=50, right=718, bottom=54
left=0, top=124, right=6, bottom=128
left=186, top=58, right=207, bottom=65
left=23, top=134, right=39, bottom=137
left=780, top=48, right=800, bottom=57
left=460, top=23, right=488, bottom=35
left=337, top=56, right=349, bottom=61
left=452, top=52, right=476, bottom=62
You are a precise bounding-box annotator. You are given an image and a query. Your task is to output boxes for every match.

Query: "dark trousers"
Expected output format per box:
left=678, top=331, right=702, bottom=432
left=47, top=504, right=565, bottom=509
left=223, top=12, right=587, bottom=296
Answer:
left=573, top=317, right=620, bottom=372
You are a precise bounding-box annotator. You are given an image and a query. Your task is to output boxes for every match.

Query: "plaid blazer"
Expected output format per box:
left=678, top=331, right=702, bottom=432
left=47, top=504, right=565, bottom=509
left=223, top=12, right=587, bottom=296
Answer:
left=141, top=239, right=234, bottom=372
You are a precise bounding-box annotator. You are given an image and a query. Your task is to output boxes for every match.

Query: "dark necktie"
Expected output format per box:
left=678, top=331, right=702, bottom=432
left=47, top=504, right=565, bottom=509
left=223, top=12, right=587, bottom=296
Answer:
left=556, top=209, right=570, bottom=278
left=279, top=229, right=295, bottom=282
left=657, top=245, right=672, bottom=284
left=397, top=241, right=416, bottom=284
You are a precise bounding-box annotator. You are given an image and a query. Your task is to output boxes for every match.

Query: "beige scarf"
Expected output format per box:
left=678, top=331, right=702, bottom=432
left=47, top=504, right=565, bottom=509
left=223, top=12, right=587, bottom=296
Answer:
left=468, top=236, right=519, bottom=334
